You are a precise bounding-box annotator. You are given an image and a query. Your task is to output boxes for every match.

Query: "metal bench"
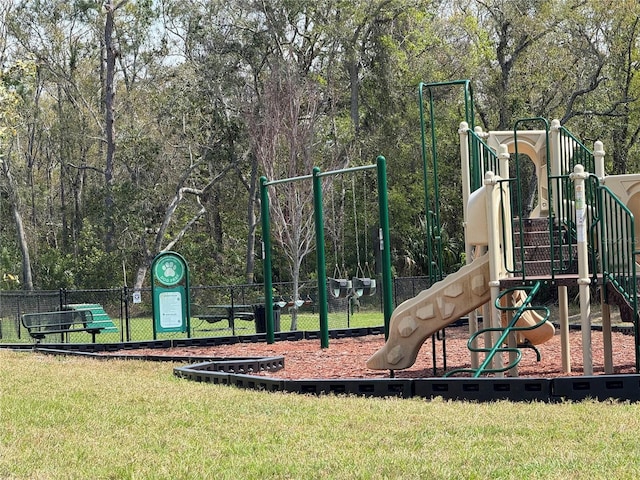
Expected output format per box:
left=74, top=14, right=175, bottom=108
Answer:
left=21, top=310, right=104, bottom=343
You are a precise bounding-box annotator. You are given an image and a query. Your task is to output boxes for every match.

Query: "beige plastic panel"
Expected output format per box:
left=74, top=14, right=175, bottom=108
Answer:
left=466, top=187, right=488, bottom=246
left=602, top=174, right=640, bottom=263
left=487, top=130, right=549, bottom=217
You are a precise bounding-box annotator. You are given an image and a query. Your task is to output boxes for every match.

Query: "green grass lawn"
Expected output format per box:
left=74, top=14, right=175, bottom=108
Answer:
left=2, top=349, right=640, bottom=479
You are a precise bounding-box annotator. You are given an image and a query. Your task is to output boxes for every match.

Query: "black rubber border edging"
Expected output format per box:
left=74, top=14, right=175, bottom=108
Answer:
left=3, top=325, right=640, bottom=402
left=173, top=362, right=640, bottom=402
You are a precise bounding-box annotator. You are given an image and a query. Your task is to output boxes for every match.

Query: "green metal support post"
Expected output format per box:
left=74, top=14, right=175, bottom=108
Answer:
left=259, top=176, right=275, bottom=344
left=376, top=156, right=394, bottom=338
left=418, top=80, right=477, bottom=284
left=313, top=167, right=330, bottom=348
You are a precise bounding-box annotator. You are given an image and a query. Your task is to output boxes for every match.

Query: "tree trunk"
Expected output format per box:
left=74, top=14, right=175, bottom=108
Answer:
left=347, top=57, right=360, bottom=134
left=103, top=1, right=127, bottom=252
left=133, top=263, right=149, bottom=291
left=245, top=155, right=259, bottom=284
left=289, top=258, right=302, bottom=331
left=1, top=159, right=34, bottom=290
left=12, top=205, right=34, bottom=290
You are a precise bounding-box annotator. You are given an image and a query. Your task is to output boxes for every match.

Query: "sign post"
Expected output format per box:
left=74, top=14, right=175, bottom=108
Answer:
left=151, top=251, right=190, bottom=339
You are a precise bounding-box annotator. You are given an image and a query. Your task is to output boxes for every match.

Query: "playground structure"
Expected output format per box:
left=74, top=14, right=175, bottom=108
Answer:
left=367, top=80, right=640, bottom=377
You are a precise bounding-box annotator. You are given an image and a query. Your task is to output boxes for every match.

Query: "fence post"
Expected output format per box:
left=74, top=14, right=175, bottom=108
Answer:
left=122, top=285, right=129, bottom=343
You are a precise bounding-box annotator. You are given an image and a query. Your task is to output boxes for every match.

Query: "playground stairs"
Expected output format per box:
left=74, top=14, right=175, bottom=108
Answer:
left=506, top=217, right=578, bottom=282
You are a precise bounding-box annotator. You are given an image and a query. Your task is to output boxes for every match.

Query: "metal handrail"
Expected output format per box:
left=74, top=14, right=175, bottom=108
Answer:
left=468, top=128, right=500, bottom=177
left=598, top=184, right=638, bottom=309
left=558, top=126, right=596, bottom=174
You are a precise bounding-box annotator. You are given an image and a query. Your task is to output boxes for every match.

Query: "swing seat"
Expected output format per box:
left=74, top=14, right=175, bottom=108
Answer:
left=330, top=278, right=352, bottom=298
left=352, top=277, right=376, bottom=297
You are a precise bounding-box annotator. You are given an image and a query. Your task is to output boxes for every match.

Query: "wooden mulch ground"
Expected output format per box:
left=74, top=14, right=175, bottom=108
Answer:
left=108, top=323, right=637, bottom=379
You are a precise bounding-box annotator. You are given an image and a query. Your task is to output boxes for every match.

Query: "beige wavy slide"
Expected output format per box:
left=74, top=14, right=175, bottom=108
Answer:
left=366, top=253, right=555, bottom=371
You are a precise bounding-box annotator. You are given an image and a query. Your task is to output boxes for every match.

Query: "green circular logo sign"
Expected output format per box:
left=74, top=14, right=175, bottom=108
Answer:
left=153, top=254, right=185, bottom=286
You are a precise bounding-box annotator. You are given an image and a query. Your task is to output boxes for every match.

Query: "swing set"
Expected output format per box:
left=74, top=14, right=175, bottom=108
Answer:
left=328, top=174, right=376, bottom=299
left=259, top=156, right=394, bottom=347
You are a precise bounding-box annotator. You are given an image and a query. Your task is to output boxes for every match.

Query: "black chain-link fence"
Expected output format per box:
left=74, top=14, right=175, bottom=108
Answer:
left=393, top=276, right=434, bottom=305
left=0, top=276, right=432, bottom=344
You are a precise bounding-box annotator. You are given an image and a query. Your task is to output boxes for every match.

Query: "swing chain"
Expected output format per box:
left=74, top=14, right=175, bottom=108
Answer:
left=363, top=174, right=373, bottom=278
left=351, top=175, right=361, bottom=270
left=330, top=180, right=341, bottom=273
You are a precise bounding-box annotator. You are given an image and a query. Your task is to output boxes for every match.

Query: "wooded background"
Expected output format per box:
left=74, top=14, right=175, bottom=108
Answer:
left=1, top=0, right=639, bottom=291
